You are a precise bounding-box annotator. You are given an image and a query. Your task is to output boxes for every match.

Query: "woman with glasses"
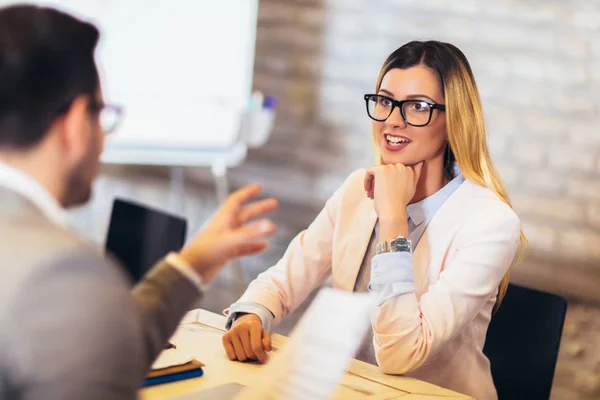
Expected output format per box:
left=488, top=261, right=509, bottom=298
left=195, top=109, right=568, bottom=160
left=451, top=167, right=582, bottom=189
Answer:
left=223, top=40, right=526, bottom=399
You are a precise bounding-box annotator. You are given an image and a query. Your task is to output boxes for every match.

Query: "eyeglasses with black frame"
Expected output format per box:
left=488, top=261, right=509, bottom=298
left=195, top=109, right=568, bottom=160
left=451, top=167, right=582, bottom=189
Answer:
left=363, top=94, right=446, bottom=127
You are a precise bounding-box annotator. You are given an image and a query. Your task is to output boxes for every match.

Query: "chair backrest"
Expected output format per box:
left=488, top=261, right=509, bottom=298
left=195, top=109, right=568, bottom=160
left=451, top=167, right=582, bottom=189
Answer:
left=483, top=283, right=567, bottom=400
left=105, top=198, right=187, bottom=284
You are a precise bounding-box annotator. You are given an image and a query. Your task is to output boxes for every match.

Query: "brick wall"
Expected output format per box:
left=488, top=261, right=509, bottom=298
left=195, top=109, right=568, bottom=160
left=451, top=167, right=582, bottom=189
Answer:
left=232, top=0, right=600, bottom=267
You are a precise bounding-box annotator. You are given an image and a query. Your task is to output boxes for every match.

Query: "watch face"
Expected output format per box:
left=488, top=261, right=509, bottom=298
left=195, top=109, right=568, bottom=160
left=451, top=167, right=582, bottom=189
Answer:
left=391, top=237, right=412, bottom=253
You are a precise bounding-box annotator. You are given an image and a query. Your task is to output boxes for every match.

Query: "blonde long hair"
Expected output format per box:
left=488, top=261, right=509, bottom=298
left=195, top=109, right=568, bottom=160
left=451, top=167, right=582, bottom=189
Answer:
left=373, top=41, right=527, bottom=307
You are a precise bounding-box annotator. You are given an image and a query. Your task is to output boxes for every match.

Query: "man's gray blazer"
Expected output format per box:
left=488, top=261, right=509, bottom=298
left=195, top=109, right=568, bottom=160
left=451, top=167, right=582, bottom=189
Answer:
left=0, top=187, right=202, bottom=399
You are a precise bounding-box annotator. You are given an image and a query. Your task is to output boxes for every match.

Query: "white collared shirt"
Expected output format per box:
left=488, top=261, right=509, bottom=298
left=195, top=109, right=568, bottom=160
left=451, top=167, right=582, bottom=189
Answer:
left=0, top=161, right=70, bottom=227
left=0, top=161, right=205, bottom=291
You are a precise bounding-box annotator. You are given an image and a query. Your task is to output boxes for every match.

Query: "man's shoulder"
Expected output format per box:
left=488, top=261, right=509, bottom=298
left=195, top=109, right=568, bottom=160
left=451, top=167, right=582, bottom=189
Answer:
left=0, top=216, right=126, bottom=307
left=0, top=215, right=100, bottom=265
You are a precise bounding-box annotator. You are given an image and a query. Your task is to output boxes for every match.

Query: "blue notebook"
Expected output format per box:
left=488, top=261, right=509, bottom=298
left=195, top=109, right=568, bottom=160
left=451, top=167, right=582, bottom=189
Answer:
left=143, top=359, right=204, bottom=387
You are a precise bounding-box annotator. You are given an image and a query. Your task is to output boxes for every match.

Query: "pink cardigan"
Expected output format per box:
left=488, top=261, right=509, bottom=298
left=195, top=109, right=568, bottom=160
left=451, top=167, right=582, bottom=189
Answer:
left=237, top=169, right=521, bottom=399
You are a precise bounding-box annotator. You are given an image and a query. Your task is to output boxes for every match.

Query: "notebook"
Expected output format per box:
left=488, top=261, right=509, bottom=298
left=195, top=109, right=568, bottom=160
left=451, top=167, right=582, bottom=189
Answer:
left=144, top=358, right=205, bottom=387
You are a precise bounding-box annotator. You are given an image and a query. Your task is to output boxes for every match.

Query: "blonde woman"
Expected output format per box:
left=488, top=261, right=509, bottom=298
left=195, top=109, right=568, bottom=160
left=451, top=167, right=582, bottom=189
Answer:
left=222, top=41, right=526, bottom=399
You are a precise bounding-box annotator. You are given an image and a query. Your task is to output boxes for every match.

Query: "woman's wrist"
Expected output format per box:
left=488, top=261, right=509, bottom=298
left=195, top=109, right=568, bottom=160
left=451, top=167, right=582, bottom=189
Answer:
left=378, top=215, right=409, bottom=241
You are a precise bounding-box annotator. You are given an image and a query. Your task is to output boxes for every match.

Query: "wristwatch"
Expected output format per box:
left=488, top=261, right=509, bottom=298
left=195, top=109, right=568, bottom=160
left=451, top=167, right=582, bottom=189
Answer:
left=376, top=236, right=412, bottom=255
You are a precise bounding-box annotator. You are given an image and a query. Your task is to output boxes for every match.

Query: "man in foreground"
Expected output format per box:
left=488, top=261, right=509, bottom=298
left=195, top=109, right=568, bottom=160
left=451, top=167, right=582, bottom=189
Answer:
left=0, top=4, right=277, bottom=399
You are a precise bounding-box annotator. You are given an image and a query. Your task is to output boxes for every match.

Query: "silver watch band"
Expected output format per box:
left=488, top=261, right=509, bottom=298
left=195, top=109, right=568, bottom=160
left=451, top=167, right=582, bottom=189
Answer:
left=376, top=236, right=412, bottom=255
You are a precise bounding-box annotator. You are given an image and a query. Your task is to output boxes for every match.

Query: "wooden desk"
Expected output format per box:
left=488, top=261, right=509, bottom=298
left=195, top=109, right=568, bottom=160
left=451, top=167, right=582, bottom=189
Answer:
left=140, top=309, right=473, bottom=400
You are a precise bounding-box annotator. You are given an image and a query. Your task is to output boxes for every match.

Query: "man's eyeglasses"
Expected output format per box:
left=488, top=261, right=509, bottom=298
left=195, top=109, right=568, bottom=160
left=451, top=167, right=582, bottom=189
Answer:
left=90, top=102, right=124, bottom=134
left=364, top=94, right=446, bottom=127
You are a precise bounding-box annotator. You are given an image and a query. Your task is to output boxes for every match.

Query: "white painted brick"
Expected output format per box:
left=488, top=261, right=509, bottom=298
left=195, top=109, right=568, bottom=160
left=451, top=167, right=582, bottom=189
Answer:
left=471, top=53, right=510, bottom=79
left=491, top=82, right=549, bottom=109
left=555, top=35, right=590, bottom=59
left=417, top=0, right=481, bottom=15
left=381, top=0, right=480, bottom=15
left=550, top=93, right=596, bottom=115
left=484, top=106, right=520, bottom=136
left=481, top=2, right=512, bottom=19
left=571, top=9, right=600, bottom=30
left=547, top=146, right=596, bottom=174
left=478, top=80, right=508, bottom=104
left=568, top=178, right=600, bottom=201
left=509, top=57, right=588, bottom=85
left=568, top=124, right=600, bottom=147
left=520, top=113, right=569, bottom=137
left=545, top=62, right=588, bottom=85
left=512, top=193, right=586, bottom=224
left=589, top=64, right=600, bottom=85
left=325, top=12, right=382, bottom=38
left=321, top=58, right=378, bottom=87
left=320, top=104, right=369, bottom=128
left=324, top=36, right=394, bottom=65
left=320, top=81, right=364, bottom=107
left=478, top=23, right=554, bottom=52
left=521, top=169, right=564, bottom=193
left=591, top=40, right=600, bottom=58
left=325, top=0, right=372, bottom=11
left=483, top=2, right=561, bottom=24
left=586, top=203, right=600, bottom=229
left=509, top=56, right=545, bottom=82
left=520, top=220, right=558, bottom=253
left=493, top=161, right=520, bottom=187
left=434, top=19, right=477, bottom=42
left=558, top=228, right=600, bottom=261
left=487, top=131, right=511, bottom=159
left=508, top=139, right=545, bottom=166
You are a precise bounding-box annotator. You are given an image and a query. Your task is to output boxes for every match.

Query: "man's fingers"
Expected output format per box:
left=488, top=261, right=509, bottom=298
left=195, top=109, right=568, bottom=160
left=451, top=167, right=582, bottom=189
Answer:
left=262, top=329, right=272, bottom=352
left=238, top=198, right=279, bottom=224
left=236, top=241, right=269, bottom=258
left=250, top=323, right=269, bottom=363
left=222, top=334, right=237, bottom=361
left=231, top=334, right=248, bottom=361
left=240, top=330, right=257, bottom=361
left=228, top=184, right=262, bottom=207
left=230, top=219, right=275, bottom=244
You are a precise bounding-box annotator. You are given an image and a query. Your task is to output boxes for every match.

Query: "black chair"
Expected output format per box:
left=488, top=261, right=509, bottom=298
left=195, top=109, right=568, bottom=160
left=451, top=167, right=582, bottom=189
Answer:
left=483, top=283, right=567, bottom=400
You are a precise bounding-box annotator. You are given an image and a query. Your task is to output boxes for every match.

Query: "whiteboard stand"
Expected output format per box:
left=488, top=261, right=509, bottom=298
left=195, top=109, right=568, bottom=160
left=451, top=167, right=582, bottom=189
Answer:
left=169, top=166, right=186, bottom=216
left=210, top=160, right=229, bottom=206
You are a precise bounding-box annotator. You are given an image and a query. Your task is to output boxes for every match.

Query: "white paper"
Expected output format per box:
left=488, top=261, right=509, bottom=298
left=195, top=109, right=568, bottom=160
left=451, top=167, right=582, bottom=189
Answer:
left=151, top=348, right=193, bottom=370
left=235, top=288, right=376, bottom=400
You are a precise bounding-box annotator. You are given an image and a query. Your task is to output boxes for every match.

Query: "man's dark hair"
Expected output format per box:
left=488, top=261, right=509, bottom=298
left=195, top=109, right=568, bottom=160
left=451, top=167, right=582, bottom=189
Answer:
left=0, top=5, right=100, bottom=150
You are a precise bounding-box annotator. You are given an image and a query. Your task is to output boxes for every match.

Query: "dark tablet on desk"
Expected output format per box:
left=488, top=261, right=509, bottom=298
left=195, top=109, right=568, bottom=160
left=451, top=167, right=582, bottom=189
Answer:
left=105, top=198, right=187, bottom=284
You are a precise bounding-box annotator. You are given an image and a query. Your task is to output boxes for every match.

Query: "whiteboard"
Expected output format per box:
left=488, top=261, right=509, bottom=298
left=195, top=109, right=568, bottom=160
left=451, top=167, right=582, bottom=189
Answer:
left=3, top=0, right=259, bottom=152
